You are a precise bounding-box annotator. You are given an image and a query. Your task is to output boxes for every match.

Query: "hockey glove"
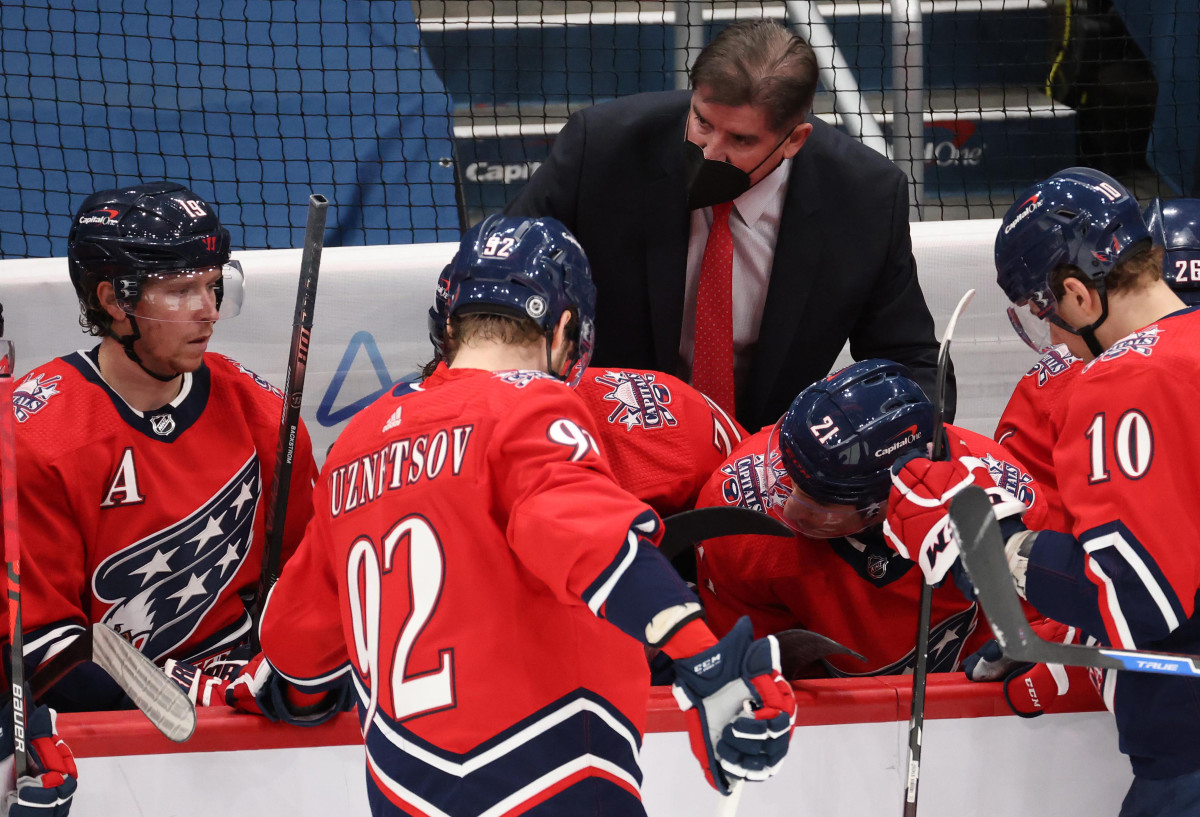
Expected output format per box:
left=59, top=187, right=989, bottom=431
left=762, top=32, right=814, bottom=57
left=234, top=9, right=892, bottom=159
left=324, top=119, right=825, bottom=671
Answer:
left=165, top=653, right=351, bottom=726
left=672, top=617, right=796, bottom=794
left=963, top=621, right=1101, bottom=718
left=0, top=702, right=78, bottom=817
left=883, top=452, right=1027, bottom=586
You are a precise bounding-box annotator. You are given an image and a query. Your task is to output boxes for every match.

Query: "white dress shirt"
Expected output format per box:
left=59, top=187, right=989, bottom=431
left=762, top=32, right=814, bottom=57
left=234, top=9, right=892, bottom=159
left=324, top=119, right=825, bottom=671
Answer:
left=679, top=156, right=793, bottom=398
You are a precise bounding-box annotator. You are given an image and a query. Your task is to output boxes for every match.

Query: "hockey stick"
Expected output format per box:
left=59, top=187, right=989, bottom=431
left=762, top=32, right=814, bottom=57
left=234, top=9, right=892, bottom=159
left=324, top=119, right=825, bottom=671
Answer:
left=903, top=288, right=974, bottom=817
left=0, top=340, right=28, bottom=776
left=658, top=506, right=793, bottom=562
left=27, top=624, right=197, bottom=742
left=950, top=485, right=1200, bottom=677
left=250, top=193, right=329, bottom=651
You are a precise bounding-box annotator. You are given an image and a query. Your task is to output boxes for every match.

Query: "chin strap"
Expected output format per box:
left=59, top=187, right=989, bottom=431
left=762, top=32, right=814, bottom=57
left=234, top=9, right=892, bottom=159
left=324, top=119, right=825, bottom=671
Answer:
left=113, top=316, right=182, bottom=384
left=1077, top=288, right=1110, bottom=358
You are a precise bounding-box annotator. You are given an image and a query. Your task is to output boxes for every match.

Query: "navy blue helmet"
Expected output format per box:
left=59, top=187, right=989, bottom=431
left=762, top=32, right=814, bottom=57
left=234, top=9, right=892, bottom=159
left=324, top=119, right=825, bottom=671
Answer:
left=1145, top=197, right=1200, bottom=306
left=994, top=168, right=1149, bottom=315
left=68, top=182, right=232, bottom=310
left=441, top=214, right=596, bottom=386
left=776, top=359, right=934, bottom=508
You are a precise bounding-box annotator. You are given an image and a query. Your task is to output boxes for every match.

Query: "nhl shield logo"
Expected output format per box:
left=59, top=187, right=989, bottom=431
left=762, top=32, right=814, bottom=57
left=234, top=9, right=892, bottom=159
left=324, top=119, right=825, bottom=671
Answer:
left=149, top=413, right=177, bottom=436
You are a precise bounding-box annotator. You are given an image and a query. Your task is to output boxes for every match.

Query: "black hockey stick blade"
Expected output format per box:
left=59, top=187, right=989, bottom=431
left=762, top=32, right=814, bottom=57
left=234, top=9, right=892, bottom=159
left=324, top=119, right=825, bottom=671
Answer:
left=950, top=486, right=1200, bottom=678
left=31, top=625, right=197, bottom=742
left=775, top=628, right=867, bottom=680
left=658, top=506, right=792, bottom=561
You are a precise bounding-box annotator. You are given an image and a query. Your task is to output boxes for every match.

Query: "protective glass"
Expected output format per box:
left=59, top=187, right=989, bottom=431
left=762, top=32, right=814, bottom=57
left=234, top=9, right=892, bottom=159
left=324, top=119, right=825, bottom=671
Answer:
left=120, top=261, right=245, bottom=321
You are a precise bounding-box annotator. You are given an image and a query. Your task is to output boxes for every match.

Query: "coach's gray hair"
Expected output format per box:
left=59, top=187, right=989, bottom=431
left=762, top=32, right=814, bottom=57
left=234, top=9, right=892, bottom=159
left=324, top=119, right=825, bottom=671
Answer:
left=689, top=20, right=818, bottom=134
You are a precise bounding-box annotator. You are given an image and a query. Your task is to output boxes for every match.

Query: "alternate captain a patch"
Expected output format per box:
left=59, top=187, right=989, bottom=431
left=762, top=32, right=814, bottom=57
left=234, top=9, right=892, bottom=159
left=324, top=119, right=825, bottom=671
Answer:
left=594, top=370, right=677, bottom=430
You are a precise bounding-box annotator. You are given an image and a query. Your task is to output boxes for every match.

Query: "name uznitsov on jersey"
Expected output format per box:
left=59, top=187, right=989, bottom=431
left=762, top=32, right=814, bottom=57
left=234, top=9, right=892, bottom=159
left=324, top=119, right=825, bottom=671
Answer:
left=327, top=425, right=475, bottom=517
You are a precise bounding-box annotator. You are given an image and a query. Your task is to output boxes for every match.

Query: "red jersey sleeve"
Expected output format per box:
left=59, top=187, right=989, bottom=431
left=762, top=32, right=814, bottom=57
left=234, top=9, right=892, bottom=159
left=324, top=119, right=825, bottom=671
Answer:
left=577, top=369, right=746, bottom=516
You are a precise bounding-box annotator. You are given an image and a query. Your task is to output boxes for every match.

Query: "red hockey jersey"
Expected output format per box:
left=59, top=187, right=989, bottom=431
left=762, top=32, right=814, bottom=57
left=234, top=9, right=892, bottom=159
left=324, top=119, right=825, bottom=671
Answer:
left=1024, top=309, right=1200, bottom=778
left=12, top=348, right=316, bottom=680
left=575, top=368, right=746, bottom=517
left=260, top=366, right=672, bottom=816
left=697, top=424, right=1048, bottom=675
left=994, top=344, right=1082, bottom=532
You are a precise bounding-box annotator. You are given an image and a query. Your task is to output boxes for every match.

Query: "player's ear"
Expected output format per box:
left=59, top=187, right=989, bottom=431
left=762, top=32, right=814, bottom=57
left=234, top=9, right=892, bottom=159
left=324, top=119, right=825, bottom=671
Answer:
left=96, top=280, right=128, bottom=325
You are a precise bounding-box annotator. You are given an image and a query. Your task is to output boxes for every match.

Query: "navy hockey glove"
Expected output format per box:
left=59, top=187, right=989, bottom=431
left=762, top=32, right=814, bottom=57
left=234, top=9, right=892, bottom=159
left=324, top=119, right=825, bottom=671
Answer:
left=672, top=617, right=796, bottom=794
left=0, top=702, right=78, bottom=817
left=166, top=653, right=351, bottom=726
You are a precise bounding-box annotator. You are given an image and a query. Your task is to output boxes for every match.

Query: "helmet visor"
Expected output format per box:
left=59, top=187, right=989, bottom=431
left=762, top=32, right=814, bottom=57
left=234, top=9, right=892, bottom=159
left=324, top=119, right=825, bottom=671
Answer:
left=779, top=485, right=884, bottom=539
left=120, top=261, right=244, bottom=321
left=1005, top=289, right=1078, bottom=354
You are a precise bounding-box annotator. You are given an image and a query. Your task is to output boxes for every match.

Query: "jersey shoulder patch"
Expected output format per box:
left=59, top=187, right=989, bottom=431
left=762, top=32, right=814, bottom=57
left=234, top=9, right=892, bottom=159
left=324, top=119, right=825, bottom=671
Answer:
left=213, top=354, right=284, bottom=398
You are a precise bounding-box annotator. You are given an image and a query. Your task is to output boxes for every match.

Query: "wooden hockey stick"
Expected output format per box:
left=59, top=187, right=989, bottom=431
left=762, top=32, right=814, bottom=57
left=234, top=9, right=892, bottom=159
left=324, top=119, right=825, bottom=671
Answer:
left=903, top=288, right=974, bottom=817
left=0, top=339, right=28, bottom=776
left=251, top=193, right=329, bottom=651
left=951, top=485, right=1200, bottom=677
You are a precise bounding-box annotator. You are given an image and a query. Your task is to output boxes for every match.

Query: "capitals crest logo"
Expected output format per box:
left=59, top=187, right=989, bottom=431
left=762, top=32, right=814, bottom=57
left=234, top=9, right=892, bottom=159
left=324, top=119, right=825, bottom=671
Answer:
left=13, top=373, right=63, bottom=422
left=1027, top=346, right=1081, bottom=387
left=1088, top=326, right=1161, bottom=370
left=720, top=447, right=790, bottom=513
left=93, top=456, right=260, bottom=661
left=594, top=371, right=677, bottom=430
left=981, top=453, right=1036, bottom=508
left=494, top=370, right=557, bottom=389
left=221, top=356, right=283, bottom=398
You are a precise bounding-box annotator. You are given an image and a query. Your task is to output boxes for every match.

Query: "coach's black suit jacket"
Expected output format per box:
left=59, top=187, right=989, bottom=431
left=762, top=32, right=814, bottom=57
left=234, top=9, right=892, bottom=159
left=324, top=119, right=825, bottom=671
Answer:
left=507, top=90, right=951, bottom=431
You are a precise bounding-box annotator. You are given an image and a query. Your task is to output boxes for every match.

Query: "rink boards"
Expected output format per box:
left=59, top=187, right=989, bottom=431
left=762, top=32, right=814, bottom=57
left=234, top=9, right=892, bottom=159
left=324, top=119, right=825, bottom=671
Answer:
left=59, top=674, right=1128, bottom=816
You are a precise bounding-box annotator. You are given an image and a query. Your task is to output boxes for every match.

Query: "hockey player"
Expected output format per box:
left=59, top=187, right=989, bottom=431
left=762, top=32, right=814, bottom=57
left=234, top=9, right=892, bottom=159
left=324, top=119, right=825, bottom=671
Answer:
left=426, top=273, right=747, bottom=521
left=886, top=169, right=1200, bottom=816
left=257, top=215, right=796, bottom=816
left=12, top=182, right=318, bottom=712
left=695, top=358, right=1050, bottom=677
left=995, top=197, right=1200, bottom=533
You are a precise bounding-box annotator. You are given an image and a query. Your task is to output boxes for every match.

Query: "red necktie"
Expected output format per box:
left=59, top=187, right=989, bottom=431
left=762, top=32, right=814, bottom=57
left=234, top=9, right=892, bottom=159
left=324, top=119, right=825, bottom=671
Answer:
left=691, top=202, right=735, bottom=417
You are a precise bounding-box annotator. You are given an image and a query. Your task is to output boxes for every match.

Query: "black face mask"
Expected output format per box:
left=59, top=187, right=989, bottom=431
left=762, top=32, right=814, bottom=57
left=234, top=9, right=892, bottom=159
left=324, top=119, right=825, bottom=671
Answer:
left=682, top=128, right=796, bottom=210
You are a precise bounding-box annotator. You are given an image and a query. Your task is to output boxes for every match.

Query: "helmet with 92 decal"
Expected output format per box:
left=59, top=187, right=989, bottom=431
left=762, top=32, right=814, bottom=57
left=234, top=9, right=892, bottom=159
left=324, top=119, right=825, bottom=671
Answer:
left=441, top=214, right=596, bottom=387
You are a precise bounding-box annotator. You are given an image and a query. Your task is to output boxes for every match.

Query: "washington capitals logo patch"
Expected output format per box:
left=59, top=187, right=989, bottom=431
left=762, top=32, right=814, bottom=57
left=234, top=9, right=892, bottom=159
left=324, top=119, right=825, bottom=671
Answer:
left=720, top=449, right=790, bottom=513
left=93, top=456, right=260, bottom=661
left=12, top=373, right=63, bottom=422
left=494, top=370, right=557, bottom=389
left=594, top=371, right=677, bottom=430
left=1027, top=346, right=1080, bottom=387
left=981, top=453, right=1036, bottom=508
left=1089, top=326, right=1161, bottom=369
left=221, top=356, right=283, bottom=398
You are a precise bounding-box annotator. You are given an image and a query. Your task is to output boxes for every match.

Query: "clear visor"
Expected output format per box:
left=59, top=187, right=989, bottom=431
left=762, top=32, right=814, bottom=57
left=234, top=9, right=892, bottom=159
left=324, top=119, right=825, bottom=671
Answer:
left=1005, top=290, right=1076, bottom=354
left=779, top=487, right=884, bottom=539
left=761, top=420, right=882, bottom=539
left=119, top=261, right=244, bottom=322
